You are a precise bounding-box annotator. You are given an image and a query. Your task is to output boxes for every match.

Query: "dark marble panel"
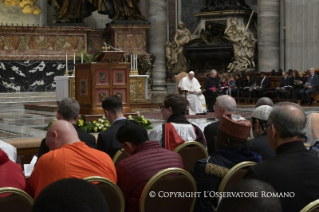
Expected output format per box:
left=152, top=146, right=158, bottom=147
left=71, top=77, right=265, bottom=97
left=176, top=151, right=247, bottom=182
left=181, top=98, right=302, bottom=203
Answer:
left=0, top=60, right=76, bottom=92
left=182, top=0, right=204, bottom=33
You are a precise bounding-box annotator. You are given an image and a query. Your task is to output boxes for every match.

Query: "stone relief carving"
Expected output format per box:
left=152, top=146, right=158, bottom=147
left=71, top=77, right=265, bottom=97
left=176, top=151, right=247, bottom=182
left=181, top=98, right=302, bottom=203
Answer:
left=99, top=71, right=106, bottom=82
left=166, top=22, right=192, bottom=74
left=2, top=0, right=41, bottom=15
left=116, top=72, right=123, bottom=82
left=224, top=20, right=257, bottom=72
left=99, top=92, right=106, bottom=102
left=116, top=91, right=123, bottom=101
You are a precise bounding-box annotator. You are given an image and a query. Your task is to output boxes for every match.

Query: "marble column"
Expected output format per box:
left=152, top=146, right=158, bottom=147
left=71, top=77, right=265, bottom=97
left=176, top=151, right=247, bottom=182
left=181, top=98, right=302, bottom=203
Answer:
left=140, top=0, right=149, bottom=20
left=148, top=0, right=167, bottom=91
left=258, top=0, right=280, bottom=72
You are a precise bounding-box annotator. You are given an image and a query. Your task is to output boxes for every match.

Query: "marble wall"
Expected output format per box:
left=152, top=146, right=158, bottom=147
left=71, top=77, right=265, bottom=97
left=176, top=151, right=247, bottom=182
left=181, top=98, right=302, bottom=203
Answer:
left=284, top=0, right=319, bottom=71
left=181, top=0, right=203, bottom=34
left=0, top=1, right=47, bottom=26
left=0, top=60, right=75, bottom=92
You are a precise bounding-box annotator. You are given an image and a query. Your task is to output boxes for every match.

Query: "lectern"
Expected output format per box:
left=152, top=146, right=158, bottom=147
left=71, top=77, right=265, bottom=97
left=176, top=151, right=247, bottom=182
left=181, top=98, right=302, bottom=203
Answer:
left=75, top=51, right=130, bottom=115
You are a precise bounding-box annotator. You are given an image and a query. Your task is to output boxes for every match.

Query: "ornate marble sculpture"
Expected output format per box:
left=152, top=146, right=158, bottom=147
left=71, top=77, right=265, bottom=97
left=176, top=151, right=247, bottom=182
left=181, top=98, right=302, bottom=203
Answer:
left=224, top=20, right=257, bottom=72
left=201, top=0, right=251, bottom=12
left=2, top=0, right=41, bottom=15
left=166, top=22, right=192, bottom=74
left=107, top=0, right=145, bottom=20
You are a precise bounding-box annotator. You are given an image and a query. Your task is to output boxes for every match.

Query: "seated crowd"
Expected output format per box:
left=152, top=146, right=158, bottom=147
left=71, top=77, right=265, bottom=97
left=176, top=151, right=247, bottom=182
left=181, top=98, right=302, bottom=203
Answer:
left=2, top=91, right=319, bottom=211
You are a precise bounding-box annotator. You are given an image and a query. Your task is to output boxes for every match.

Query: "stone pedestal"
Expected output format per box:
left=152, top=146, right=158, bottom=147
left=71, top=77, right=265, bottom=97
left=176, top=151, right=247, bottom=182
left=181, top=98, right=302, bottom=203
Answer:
left=103, top=22, right=150, bottom=55
left=258, top=0, right=280, bottom=73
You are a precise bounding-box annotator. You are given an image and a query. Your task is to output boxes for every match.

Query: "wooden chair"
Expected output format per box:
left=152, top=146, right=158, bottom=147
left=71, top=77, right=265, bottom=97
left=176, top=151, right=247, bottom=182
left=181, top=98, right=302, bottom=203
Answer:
left=0, top=187, right=34, bottom=212
left=174, top=72, right=188, bottom=96
left=84, top=176, right=125, bottom=212
left=300, top=199, right=319, bottom=212
left=112, top=149, right=129, bottom=167
left=174, top=141, right=208, bottom=172
left=218, top=161, right=256, bottom=194
left=139, top=168, right=197, bottom=212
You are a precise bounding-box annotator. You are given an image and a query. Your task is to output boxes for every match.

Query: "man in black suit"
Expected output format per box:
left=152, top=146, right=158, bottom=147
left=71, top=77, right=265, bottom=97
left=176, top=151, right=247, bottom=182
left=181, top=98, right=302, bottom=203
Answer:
left=299, top=67, right=319, bottom=105
left=204, top=95, right=236, bottom=155
left=253, top=72, right=270, bottom=98
left=97, top=95, right=126, bottom=158
left=231, top=73, right=244, bottom=98
left=38, top=98, right=96, bottom=159
left=246, top=105, right=275, bottom=160
left=245, top=102, right=319, bottom=212
left=275, top=71, right=292, bottom=99
left=204, top=69, right=220, bottom=112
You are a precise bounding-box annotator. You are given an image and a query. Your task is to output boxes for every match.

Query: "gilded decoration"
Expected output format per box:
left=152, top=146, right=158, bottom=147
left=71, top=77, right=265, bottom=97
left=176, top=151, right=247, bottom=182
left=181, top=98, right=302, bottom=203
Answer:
left=2, top=0, right=41, bottom=15
left=68, top=77, right=75, bottom=99
left=224, top=19, right=257, bottom=72
left=116, top=91, right=123, bottom=101
left=166, top=22, right=191, bottom=74
left=80, top=80, right=86, bottom=94
left=129, top=77, right=145, bottom=102
left=116, top=72, right=123, bottom=82
left=99, top=71, right=106, bottom=82
left=99, top=92, right=106, bottom=102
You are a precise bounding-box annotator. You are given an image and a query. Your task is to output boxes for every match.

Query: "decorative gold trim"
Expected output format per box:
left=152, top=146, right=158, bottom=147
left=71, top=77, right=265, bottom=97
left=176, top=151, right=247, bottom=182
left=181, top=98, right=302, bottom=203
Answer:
left=99, top=72, right=106, bottom=82
left=300, top=199, right=319, bottom=212
left=68, top=78, right=75, bottom=99
left=116, top=72, right=123, bottom=82
left=174, top=141, right=209, bottom=158
left=112, top=149, right=125, bottom=164
left=99, top=92, right=107, bottom=102
left=83, top=176, right=125, bottom=212
left=0, top=187, right=34, bottom=205
left=217, top=161, right=257, bottom=195
left=139, top=167, right=197, bottom=212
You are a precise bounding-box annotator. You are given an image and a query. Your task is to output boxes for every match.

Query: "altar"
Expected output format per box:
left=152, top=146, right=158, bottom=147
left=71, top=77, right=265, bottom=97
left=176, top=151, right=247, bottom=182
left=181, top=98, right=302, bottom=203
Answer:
left=129, top=75, right=149, bottom=103
left=54, top=76, right=75, bottom=102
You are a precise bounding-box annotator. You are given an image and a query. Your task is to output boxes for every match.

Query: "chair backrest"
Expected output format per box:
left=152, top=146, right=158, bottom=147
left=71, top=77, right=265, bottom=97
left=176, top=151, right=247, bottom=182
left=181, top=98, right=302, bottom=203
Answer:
left=174, top=72, right=188, bottom=94
left=139, top=168, right=197, bottom=212
left=218, top=161, right=257, bottom=194
left=83, top=176, right=125, bottom=212
left=0, top=187, right=34, bottom=212
left=174, top=141, right=208, bottom=172
left=112, top=149, right=129, bottom=167
left=300, top=199, right=319, bottom=212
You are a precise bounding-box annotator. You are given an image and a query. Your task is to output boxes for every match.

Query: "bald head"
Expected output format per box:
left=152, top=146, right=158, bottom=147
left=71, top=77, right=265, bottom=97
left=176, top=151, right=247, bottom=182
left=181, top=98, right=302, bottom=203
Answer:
left=46, top=120, right=80, bottom=150
left=215, top=95, right=237, bottom=120
left=267, top=102, right=306, bottom=150
left=255, top=97, right=273, bottom=108
left=188, top=71, right=194, bottom=80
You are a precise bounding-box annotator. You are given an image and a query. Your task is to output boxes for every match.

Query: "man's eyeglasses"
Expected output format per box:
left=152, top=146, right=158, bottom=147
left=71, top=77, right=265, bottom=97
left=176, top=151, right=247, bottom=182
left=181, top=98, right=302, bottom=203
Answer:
left=263, top=123, right=272, bottom=129
left=159, top=106, right=166, bottom=110
left=213, top=105, right=221, bottom=109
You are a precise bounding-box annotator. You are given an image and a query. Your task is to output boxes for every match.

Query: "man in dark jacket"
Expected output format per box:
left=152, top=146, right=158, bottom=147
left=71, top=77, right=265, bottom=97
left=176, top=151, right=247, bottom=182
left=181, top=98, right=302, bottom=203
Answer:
left=38, top=98, right=96, bottom=159
left=148, top=94, right=206, bottom=150
left=204, top=69, right=220, bottom=111
left=204, top=95, right=237, bottom=155
left=253, top=72, right=270, bottom=98
left=97, top=95, right=126, bottom=158
left=245, top=102, right=319, bottom=212
left=191, top=114, right=262, bottom=212
left=246, top=105, right=275, bottom=160
left=275, top=71, right=292, bottom=99
left=299, top=67, right=319, bottom=105
left=116, top=120, right=184, bottom=212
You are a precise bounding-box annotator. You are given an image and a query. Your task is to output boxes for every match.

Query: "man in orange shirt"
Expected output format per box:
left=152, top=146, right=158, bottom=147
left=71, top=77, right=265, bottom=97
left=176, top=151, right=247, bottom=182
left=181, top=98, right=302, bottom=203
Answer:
left=29, top=120, right=117, bottom=198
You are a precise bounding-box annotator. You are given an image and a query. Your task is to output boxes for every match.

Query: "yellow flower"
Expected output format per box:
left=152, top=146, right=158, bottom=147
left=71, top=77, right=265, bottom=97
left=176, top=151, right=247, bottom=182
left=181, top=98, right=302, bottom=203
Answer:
left=103, top=127, right=106, bottom=131
left=94, top=127, right=98, bottom=132
left=93, top=121, right=97, bottom=124
left=78, top=119, right=84, bottom=126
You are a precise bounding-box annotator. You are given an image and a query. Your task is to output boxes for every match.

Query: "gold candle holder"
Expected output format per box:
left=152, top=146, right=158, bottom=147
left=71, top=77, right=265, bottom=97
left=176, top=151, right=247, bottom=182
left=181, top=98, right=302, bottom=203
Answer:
left=64, top=70, right=69, bottom=76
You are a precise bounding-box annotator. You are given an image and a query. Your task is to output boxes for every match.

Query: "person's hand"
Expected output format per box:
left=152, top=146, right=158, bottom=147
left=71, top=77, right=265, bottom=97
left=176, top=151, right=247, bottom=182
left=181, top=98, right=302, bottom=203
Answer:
left=309, top=86, right=312, bottom=88
left=221, top=87, right=224, bottom=89
left=281, top=87, right=285, bottom=90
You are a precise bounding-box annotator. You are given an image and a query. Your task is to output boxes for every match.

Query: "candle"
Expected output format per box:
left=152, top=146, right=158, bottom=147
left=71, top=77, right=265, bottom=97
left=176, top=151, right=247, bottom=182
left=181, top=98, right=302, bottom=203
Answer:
left=135, top=54, right=137, bottom=70
left=66, top=53, right=68, bottom=71
left=74, top=53, right=75, bottom=64
left=81, top=53, right=83, bottom=63
left=131, top=54, right=133, bottom=70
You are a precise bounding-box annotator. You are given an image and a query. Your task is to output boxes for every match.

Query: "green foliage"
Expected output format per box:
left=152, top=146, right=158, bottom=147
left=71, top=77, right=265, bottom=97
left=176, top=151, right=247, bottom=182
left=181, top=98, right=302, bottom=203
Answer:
left=76, top=50, right=102, bottom=63
left=42, top=114, right=153, bottom=133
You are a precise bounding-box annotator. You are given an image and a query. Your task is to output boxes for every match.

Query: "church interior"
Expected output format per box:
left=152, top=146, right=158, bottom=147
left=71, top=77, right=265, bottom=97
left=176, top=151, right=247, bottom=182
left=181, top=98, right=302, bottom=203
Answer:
left=1, top=0, right=319, bottom=211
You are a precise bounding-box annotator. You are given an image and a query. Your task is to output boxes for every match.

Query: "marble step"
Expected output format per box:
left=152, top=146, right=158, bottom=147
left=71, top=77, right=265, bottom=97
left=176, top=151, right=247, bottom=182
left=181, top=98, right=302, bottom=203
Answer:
left=0, top=92, right=56, bottom=107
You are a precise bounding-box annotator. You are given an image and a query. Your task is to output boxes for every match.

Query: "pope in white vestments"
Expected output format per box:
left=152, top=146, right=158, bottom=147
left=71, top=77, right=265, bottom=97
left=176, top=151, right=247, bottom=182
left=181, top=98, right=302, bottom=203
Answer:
left=178, top=71, right=207, bottom=115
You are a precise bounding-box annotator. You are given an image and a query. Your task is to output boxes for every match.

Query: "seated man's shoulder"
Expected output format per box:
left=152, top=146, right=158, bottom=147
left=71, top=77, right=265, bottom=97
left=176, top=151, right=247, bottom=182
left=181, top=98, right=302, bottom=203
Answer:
left=205, top=121, right=219, bottom=130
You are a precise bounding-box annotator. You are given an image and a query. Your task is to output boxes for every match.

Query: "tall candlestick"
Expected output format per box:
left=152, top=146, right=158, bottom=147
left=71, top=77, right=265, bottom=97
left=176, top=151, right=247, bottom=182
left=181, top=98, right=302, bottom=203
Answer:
left=130, top=54, right=132, bottom=69
left=74, top=53, right=75, bottom=64
left=81, top=53, right=83, bottom=63
left=66, top=53, right=68, bottom=71
left=135, top=55, right=137, bottom=70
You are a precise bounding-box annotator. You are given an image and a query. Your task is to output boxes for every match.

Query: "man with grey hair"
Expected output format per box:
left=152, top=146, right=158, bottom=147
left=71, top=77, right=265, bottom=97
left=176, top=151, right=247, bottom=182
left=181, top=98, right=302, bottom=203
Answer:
left=255, top=97, right=273, bottom=108
left=178, top=71, right=207, bottom=115
left=38, top=98, right=96, bottom=158
left=247, top=105, right=275, bottom=160
left=245, top=102, right=319, bottom=211
left=204, top=95, right=236, bottom=154
left=204, top=69, right=220, bottom=112
left=299, top=67, right=319, bottom=105
left=275, top=71, right=292, bottom=99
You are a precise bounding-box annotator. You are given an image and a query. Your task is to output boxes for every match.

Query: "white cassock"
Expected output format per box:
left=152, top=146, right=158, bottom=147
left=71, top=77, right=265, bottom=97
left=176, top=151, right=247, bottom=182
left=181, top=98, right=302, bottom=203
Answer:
left=178, top=76, right=207, bottom=115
